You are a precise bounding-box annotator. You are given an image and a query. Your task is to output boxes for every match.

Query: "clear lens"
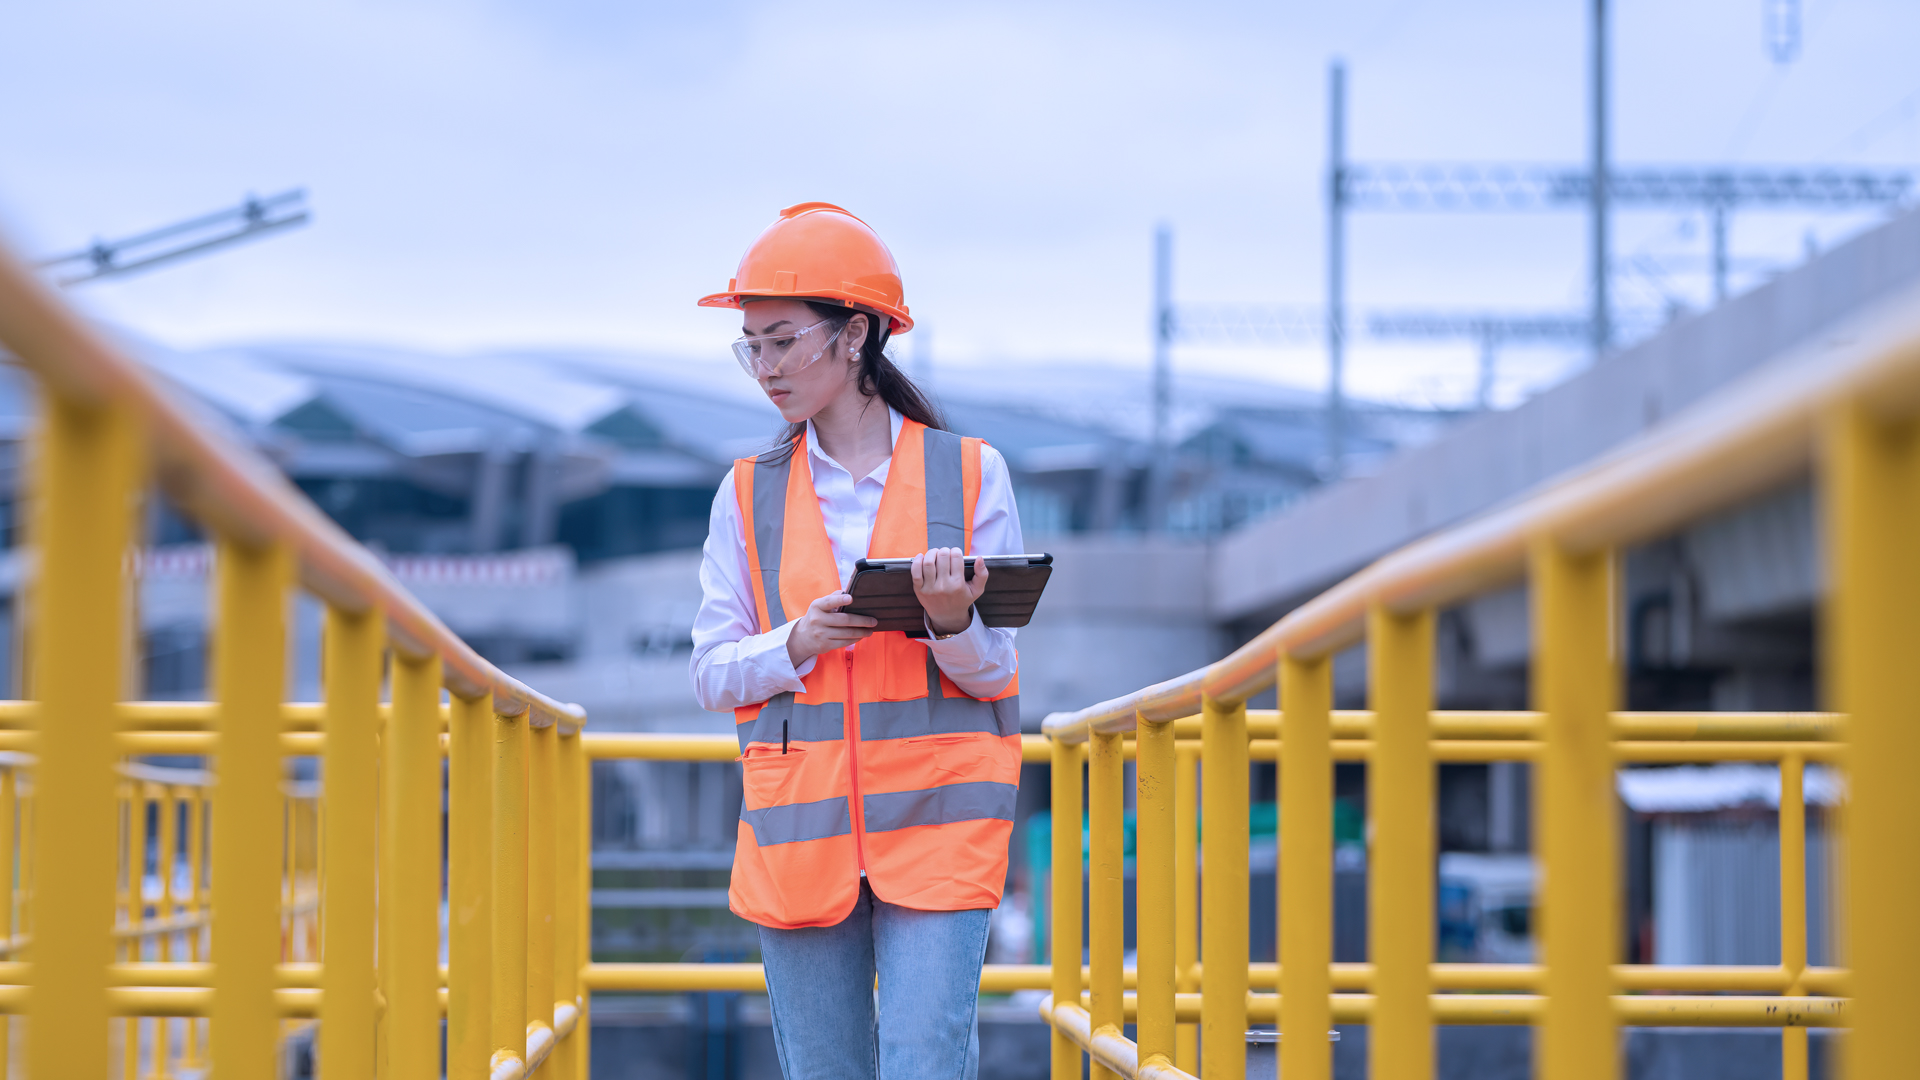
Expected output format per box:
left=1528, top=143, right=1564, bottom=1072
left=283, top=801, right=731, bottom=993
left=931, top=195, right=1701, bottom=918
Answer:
left=731, top=319, right=845, bottom=379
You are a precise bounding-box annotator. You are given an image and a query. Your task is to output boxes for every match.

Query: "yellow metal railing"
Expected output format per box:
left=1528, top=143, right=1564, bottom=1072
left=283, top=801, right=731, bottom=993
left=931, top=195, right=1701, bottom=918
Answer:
left=0, top=244, right=590, bottom=1078
left=1036, top=275, right=1920, bottom=1080
left=7, top=226, right=1919, bottom=1079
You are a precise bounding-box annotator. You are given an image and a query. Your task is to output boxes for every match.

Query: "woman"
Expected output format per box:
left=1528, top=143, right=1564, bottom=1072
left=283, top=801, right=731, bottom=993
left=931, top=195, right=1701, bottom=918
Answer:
left=689, top=202, right=1024, bottom=1080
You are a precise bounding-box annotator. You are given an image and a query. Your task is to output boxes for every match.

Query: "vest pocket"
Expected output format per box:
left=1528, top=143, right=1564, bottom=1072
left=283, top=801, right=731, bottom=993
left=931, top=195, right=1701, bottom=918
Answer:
left=739, top=746, right=808, bottom=808
left=905, top=733, right=997, bottom=782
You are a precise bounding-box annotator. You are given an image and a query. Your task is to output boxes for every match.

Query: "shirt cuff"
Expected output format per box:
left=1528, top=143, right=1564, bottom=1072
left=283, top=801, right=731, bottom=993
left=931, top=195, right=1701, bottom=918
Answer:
left=923, top=607, right=989, bottom=658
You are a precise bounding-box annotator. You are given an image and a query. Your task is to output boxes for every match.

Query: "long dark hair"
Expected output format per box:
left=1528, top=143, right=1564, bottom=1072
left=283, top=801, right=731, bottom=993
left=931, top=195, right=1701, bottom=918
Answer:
left=775, top=300, right=945, bottom=445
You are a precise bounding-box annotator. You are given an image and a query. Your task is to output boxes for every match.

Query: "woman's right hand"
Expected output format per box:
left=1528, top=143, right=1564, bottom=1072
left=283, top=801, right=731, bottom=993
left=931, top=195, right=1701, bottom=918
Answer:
left=786, top=591, right=877, bottom=667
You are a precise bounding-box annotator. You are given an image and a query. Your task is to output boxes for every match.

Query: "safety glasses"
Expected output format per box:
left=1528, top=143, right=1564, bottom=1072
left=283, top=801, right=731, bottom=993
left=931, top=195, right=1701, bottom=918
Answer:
left=731, top=318, right=846, bottom=380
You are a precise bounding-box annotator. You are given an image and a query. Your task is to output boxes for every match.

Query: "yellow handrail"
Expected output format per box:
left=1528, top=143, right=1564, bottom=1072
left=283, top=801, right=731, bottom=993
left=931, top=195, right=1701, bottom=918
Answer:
left=1033, top=275, right=1920, bottom=1080
left=0, top=246, right=581, bottom=729
left=0, top=236, right=592, bottom=1079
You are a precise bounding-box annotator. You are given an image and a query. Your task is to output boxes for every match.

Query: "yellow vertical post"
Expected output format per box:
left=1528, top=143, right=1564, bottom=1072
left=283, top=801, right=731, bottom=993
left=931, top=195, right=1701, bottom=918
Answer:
left=281, top=781, right=295, bottom=959
left=1778, top=752, right=1807, bottom=1080
left=1532, top=540, right=1617, bottom=1080
left=149, top=784, right=178, bottom=1079
left=448, top=692, right=495, bottom=1080
left=1369, top=605, right=1434, bottom=1080
left=1134, top=712, right=1177, bottom=1071
left=1048, top=736, right=1083, bottom=1080
left=28, top=393, right=140, bottom=1080
left=385, top=652, right=443, bottom=1078
left=1088, top=728, right=1125, bottom=1080
left=0, top=767, right=15, bottom=1079
left=211, top=539, right=292, bottom=1078
left=1173, top=742, right=1199, bottom=1074
left=125, top=781, right=150, bottom=1080
left=527, top=720, right=557, bottom=1057
left=1826, top=403, right=1920, bottom=1078
left=1280, top=655, right=1332, bottom=1080
left=493, top=708, right=530, bottom=1076
left=321, top=605, right=383, bottom=1079
left=1200, top=695, right=1248, bottom=1080
left=551, top=725, right=585, bottom=1079
left=182, top=787, right=206, bottom=1069
left=576, top=729, right=594, bottom=1080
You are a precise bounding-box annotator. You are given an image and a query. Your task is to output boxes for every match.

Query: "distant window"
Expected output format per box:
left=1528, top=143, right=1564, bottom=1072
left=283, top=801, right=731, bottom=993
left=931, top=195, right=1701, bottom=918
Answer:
left=558, top=485, right=714, bottom=562
left=1013, top=485, right=1069, bottom=538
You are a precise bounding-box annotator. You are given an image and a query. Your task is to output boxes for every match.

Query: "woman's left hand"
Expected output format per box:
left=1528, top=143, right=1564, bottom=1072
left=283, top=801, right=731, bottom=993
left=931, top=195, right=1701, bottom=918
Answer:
left=912, top=547, right=987, bottom=637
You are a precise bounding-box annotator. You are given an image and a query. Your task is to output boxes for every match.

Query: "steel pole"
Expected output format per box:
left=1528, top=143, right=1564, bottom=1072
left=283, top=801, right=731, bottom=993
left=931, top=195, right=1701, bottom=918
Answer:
left=1050, top=739, right=1084, bottom=1080
left=1133, top=714, right=1177, bottom=1070
left=1534, top=540, right=1618, bottom=1080
left=1150, top=224, right=1173, bottom=530
left=1591, top=0, right=1612, bottom=359
left=1199, top=696, right=1248, bottom=1079
left=1711, top=203, right=1729, bottom=304
left=1088, top=730, right=1125, bottom=1080
left=1369, top=605, right=1435, bottom=1080
left=321, top=605, right=384, bottom=1079
left=1279, top=656, right=1332, bottom=1080
left=1827, top=404, right=1920, bottom=1077
left=1327, top=60, right=1348, bottom=475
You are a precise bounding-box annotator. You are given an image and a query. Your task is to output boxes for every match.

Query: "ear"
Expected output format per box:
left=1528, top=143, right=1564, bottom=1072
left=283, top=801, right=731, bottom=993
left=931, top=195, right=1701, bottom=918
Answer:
left=844, top=312, right=869, bottom=356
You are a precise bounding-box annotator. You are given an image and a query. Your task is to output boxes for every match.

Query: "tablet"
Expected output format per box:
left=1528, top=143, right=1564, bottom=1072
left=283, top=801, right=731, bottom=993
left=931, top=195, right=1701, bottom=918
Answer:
left=842, top=553, right=1054, bottom=637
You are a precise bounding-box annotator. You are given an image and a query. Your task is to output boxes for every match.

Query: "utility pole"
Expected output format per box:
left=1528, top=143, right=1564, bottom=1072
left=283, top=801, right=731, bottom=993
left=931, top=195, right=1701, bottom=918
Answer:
left=1327, top=60, right=1349, bottom=476
left=1711, top=202, right=1730, bottom=303
left=1149, top=224, right=1173, bottom=531
left=1590, top=0, right=1612, bottom=360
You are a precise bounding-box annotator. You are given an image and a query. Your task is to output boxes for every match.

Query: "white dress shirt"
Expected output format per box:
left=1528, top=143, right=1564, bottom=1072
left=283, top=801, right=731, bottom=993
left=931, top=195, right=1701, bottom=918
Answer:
left=690, top=408, right=1024, bottom=714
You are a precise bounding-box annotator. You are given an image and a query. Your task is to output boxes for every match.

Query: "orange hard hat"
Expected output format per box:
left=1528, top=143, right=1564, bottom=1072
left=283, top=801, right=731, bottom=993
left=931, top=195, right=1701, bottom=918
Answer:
left=698, top=202, right=914, bottom=334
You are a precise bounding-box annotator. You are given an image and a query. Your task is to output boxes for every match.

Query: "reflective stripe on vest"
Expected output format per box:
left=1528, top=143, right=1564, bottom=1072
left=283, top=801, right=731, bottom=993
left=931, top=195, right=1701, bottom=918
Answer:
left=748, top=442, right=797, bottom=629
left=863, top=780, right=1017, bottom=833
left=735, top=694, right=844, bottom=753
left=735, top=652, right=1015, bottom=753
left=727, top=420, right=1022, bottom=929
left=858, top=650, right=1019, bottom=741
left=741, top=796, right=852, bottom=846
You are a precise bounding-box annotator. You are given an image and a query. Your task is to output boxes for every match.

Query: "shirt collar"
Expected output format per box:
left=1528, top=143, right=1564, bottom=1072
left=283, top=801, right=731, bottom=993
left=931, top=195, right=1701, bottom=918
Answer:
left=805, top=406, right=904, bottom=480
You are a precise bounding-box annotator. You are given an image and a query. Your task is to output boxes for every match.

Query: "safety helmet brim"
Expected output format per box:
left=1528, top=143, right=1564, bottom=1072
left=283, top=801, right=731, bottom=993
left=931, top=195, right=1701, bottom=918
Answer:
left=698, top=288, right=912, bottom=335
left=699, top=202, right=915, bottom=334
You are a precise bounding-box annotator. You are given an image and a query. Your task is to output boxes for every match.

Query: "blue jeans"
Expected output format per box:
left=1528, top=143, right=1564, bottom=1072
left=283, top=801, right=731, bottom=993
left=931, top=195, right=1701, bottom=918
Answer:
left=758, top=879, right=991, bottom=1080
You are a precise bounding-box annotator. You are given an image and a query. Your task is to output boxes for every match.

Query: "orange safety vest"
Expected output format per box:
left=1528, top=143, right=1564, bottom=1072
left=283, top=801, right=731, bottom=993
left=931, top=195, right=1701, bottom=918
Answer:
left=727, top=419, right=1022, bottom=929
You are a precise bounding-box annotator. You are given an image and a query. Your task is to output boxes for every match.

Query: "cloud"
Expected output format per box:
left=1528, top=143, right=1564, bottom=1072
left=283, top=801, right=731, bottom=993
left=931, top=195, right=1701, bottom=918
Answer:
left=1, top=0, right=1914, bottom=410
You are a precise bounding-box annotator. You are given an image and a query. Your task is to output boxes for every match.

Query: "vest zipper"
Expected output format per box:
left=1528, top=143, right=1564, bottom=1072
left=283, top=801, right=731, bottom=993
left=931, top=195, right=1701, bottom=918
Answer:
left=844, top=646, right=868, bottom=873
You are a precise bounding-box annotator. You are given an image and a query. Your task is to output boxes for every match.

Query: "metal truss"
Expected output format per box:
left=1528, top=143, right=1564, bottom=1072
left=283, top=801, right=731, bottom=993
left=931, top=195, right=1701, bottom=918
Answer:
left=1341, top=165, right=1912, bottom=212
left=37, top=190, right=310, bottom=286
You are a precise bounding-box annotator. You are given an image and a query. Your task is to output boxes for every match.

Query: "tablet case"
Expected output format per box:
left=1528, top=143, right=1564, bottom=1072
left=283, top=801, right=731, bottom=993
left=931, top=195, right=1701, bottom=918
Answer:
left=842, top=554, right=1053, bottom=637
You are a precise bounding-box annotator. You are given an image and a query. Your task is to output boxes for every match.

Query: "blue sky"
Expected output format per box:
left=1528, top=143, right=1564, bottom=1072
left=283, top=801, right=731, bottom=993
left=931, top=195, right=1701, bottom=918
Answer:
left=3, top=0, right=1916, bottom=408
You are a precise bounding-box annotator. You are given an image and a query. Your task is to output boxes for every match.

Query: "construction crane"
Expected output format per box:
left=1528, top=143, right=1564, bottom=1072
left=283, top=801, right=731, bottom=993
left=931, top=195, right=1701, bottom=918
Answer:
left=37, top=190, right=310, bottom=286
